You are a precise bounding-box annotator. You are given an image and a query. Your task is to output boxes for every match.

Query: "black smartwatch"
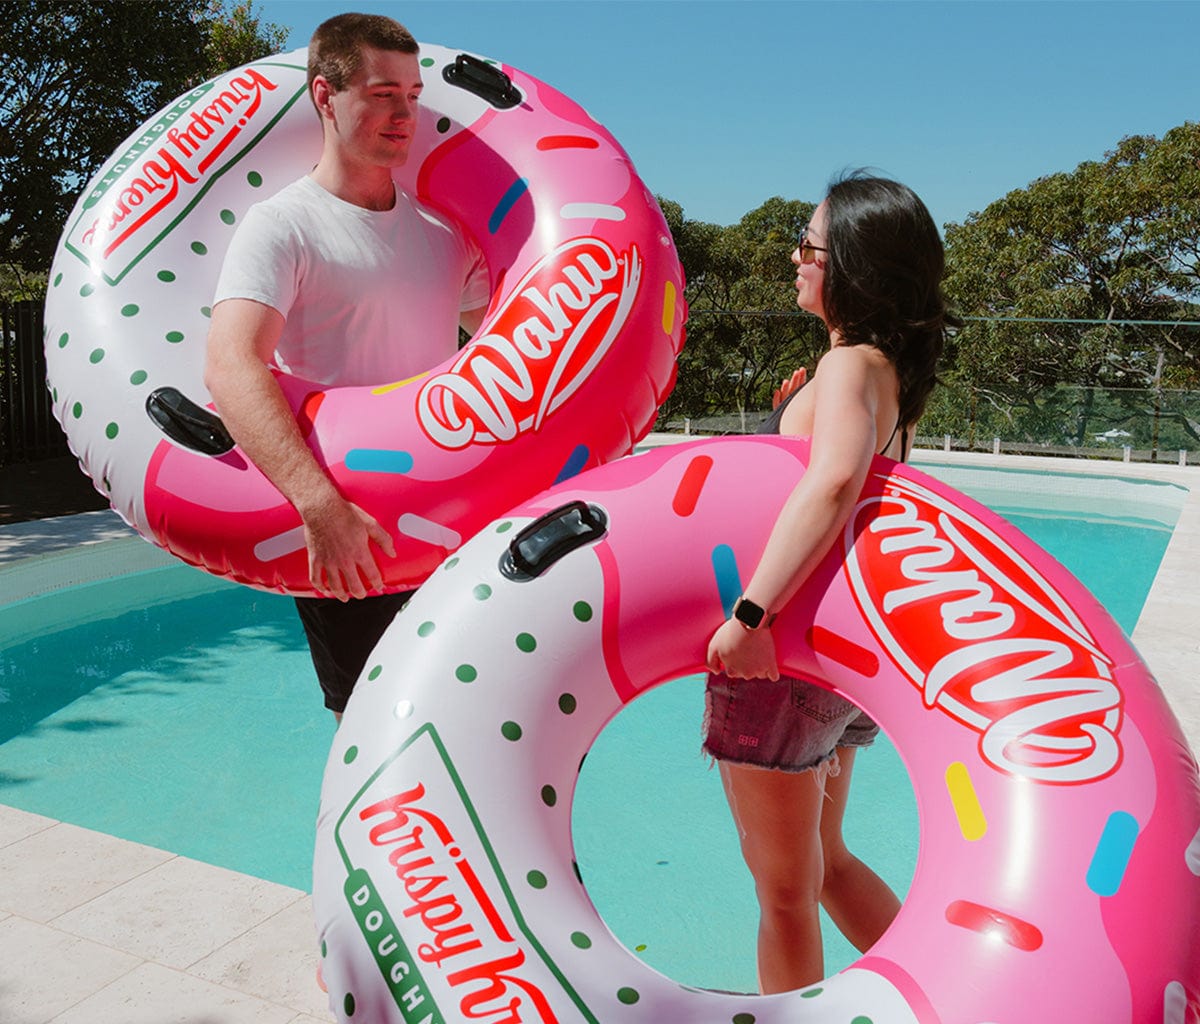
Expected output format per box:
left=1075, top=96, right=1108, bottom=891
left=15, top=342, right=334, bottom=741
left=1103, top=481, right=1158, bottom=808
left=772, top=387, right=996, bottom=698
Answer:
left=732, top=596, right=776, bottom=631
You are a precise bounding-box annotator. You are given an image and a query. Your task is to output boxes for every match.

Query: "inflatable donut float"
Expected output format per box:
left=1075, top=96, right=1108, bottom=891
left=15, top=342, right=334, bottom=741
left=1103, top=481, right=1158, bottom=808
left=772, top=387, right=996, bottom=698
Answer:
left=43, top=45, right=685, bottom=593
left=314, top=436, right=1200, bottom=1023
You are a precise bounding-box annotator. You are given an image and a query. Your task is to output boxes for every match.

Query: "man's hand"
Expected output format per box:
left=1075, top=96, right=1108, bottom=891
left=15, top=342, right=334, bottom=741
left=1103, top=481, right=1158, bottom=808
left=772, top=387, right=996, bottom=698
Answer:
left=706, top=617, right=780, bottom=681
left=301, top=495, right=397, bottom=601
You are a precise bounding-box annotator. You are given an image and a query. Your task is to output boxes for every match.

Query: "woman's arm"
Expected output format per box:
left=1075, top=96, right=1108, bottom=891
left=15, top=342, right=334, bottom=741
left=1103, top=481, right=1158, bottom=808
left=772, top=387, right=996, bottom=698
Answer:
left=706, top=346, right=886, bottom=679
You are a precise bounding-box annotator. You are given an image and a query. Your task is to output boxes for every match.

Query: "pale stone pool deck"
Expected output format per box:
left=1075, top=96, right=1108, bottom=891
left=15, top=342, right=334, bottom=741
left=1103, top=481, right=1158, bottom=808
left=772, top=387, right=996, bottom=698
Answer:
left=1, top=444, right=1196, bottom=1022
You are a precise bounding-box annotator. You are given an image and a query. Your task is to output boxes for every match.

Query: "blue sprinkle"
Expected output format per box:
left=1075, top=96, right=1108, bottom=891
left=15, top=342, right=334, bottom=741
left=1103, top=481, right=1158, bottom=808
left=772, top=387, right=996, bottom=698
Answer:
left=553, top=444, right=590, bottom=484
left=345, top=449, right=414, bottom=474
left=489, top=178, right=530, bottom=234
left=1086, top=810, right=1139, bottom=897
left=711, top=544, right=742, bottom=618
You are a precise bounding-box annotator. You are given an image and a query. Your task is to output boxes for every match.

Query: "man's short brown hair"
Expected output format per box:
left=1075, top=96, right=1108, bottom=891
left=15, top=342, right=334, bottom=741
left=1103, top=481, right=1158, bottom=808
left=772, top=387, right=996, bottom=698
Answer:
left=307, top=12, right=418, bottom=94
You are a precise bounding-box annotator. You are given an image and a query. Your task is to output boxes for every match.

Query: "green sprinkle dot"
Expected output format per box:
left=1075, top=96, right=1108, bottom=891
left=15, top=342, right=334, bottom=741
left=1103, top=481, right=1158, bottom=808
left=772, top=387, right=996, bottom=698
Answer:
left=71, top=402, right=82, bottom=419
left=473, top=584, right=492, bottom=601
left=558, top=693, right=577, bottom=714
left=57, top=333, right=69, bottom=348
left=617, top=988, right=640, bottom=1005
left=191, top=241, right=208, bottom=255
left=541, top=785, right=557, bottom=807
left=417, top=621, right=436, bottom=637
left=516, top=632, right=537, bottom=653
left=130, top=370, right=147, bottom=385
left=571, top=931, right=592, bottom=949
left=526, top=870, right=547, bottom=889
left=53, top=273, right=63, bottom=287
left=501, top=721, right=522, bottom=741
left=456, top=664, right=477, bottom=683
left=733, top=1015, right=756, bottom=1024
left=165, top=331, right=184, bottom=344
left=321, top=940, right=327, bottom=957
left=420, top=56, right=435, bottom=67
left=157, top=270, right=176, bottom=283
left=800, top=988, right=824, bottom=999
left=220, top=209, right=236, bottom=225
left=367, top=665, right=382, bottom=681
left=573, top=601, right=593, bottom=622
left=635, top=944, right=647, bottom=952
left=80, top=283, right=95, bottom=297
left=436, top=116, right=451, bottom=133
left=120, top=303, right=138, bottom=317
left=850, top=1018, right=872, bottom=1024
left=200, top=306, right=212, bottom=318
left=343, top=745, right=358, bottom=764
left=496, top=521, right=513, bottom=534
left=444, top=557, right=460, bottom=570
left=89, top=348, right=105, bottom=363
left=105, top=422, right=118, bottom=440
left=344, top=992, right=356, bottom=1016
left=247, top=170, right=263, bottom=187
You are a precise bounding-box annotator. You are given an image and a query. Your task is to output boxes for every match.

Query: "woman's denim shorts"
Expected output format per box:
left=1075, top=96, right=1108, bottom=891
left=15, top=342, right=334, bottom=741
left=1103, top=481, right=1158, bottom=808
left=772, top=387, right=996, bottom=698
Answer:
left=702, top=671, right=879, bottom=772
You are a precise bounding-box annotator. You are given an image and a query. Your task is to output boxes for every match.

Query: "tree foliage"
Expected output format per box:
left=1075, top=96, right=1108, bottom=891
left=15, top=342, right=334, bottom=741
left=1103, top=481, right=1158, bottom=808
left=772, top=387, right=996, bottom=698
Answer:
left=942, top=123, right=1200, bottom=396
left=0, top=0, right=286, bottom=289
left=657, top=195, right=824, bottom=424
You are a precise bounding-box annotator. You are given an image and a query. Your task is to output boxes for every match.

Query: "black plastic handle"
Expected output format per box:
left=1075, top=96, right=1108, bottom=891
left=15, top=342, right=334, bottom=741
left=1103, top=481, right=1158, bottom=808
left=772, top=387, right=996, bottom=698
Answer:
left=500, top=501, right=608, bottom=581
left=443, top=53, right=522, bottom=110
left=145, top=386, right=235, bottom=456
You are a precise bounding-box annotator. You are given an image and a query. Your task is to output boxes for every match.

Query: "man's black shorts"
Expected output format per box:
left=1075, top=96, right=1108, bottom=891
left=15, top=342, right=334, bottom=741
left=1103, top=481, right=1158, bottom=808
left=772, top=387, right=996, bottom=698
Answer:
left=293, top=591, right=414, bottom=713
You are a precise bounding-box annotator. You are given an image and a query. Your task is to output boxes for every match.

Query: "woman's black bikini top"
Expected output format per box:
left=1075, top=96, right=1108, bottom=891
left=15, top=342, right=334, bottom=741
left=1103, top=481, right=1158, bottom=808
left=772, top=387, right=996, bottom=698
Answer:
left=757, top=383, right=908, bottom=462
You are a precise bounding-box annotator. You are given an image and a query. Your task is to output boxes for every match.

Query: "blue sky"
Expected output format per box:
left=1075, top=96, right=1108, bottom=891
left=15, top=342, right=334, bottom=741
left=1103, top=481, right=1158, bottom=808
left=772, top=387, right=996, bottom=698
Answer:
left=257, top=0, right=1200, bottom=230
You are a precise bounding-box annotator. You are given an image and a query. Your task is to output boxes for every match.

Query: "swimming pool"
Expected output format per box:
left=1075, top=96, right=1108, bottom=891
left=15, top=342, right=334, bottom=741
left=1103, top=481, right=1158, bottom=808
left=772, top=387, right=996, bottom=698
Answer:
left=0, top=459, right=1186, bottom=993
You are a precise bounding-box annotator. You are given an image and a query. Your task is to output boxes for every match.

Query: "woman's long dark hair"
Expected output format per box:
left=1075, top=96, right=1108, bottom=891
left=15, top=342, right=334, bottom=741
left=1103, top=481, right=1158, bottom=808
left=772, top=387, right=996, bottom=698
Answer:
left=821, top=171, right=955, bottom=430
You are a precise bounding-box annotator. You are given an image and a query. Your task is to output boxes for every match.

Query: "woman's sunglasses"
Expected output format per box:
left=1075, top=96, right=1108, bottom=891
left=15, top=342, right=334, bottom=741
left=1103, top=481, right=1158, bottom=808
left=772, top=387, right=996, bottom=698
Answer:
left=797, top=225, right=828, bottom=265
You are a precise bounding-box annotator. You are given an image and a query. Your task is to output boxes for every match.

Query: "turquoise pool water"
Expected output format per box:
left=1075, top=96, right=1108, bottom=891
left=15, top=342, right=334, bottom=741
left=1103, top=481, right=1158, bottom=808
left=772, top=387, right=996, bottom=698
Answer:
left=0, top=463, right=1185, bottom=993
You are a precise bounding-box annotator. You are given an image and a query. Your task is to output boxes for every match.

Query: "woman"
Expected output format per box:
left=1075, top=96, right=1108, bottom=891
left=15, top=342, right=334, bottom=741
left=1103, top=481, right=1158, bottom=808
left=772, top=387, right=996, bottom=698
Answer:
left=704, top=172, right=953, bottom=992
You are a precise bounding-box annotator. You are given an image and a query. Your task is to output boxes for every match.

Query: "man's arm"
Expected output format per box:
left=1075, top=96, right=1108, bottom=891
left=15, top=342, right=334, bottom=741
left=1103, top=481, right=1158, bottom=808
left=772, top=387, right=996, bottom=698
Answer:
left=204, top=298, right=395, bottom=600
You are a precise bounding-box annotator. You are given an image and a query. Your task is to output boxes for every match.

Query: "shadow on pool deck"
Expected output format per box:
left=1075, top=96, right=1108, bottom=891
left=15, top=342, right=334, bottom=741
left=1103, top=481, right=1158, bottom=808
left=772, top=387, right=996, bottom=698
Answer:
left=0, top=456, right=108, bottom=526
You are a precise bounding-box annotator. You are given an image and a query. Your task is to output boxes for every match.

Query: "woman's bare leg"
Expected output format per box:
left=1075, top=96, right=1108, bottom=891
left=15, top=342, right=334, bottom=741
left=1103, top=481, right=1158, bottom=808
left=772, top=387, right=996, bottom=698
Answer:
left=719, top=760, right=828, bottom=992
left=817, top=747, right=901, bottom=952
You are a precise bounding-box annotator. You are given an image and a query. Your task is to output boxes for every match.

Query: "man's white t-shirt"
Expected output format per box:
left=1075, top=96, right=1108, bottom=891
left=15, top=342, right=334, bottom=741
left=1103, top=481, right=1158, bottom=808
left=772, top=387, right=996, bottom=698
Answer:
left=214, top=176, right=490, bottom=387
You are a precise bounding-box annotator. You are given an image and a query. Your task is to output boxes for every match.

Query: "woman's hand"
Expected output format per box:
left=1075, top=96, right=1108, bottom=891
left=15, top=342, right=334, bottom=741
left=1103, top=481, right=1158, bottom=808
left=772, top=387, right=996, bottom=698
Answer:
left=706, top=618, right=780, bottom=681
left=772, top=367, right=807, bottom=409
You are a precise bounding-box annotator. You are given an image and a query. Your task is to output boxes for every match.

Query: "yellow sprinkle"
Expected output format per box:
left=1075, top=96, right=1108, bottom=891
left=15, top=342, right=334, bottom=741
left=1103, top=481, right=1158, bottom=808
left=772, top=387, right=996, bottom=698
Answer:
left=945, top=761, right=987, bottom=841
left=371, top=371, right=429, bottom=395
left=661, top=280, right=676, bottom=335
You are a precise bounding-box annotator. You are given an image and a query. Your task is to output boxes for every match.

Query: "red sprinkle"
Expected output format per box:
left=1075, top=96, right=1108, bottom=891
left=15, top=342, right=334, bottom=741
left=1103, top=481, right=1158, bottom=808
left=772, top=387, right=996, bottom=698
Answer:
left=297, top=391, right=325, bottom=438
left=807, top=625, right=880, bottom=678
left=672, top=455, right=713, bottom=517
left=945, top=899, right=1043, bottom=951
left=536, top=135, right=600, bottom=151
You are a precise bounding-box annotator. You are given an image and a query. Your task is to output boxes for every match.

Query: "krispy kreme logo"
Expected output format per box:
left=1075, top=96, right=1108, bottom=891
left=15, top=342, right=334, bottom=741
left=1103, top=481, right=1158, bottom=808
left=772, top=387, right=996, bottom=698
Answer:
left=335, top=726, right=585, bottom=1023
left=349, top=783, right=558, bottom=1023
left=64, top=63, right=302, bottom=282
left=416, top=237, right=641, bottom=449
left=845, top=474, right=1123, bottom=784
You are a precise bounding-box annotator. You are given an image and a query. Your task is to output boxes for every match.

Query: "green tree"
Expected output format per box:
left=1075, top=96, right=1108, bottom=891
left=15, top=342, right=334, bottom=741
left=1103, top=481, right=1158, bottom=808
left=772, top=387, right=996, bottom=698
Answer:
left=0, top=0, right=286, bottom=293
left=658, top=196, right=823, bottom=425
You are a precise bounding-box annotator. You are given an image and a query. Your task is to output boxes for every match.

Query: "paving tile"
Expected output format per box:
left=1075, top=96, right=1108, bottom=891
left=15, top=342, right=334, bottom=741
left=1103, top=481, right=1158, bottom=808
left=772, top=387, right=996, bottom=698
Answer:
left=52, top=856, right=303, bottom=970
left=0, top=822, right=173, bottom=922
left=0, top=804, right=57, bottom=848
left=0, top=915, right=140, bottom=1024
left=49, top=961, right=296, bottom=1024
left=192, top=895, right=329, bottom=1017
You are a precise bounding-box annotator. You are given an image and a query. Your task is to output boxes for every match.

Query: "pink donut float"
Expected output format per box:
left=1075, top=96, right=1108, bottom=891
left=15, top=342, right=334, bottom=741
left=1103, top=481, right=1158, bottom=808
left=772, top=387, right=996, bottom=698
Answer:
left=315, top=436, right=1200, bottom=1023
left=44, top=45, right=685, bottom=593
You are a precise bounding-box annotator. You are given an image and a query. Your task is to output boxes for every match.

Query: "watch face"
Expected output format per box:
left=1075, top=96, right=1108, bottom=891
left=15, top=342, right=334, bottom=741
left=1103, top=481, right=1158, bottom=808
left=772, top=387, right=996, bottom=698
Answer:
left=734, top=597, right=765, bottom=629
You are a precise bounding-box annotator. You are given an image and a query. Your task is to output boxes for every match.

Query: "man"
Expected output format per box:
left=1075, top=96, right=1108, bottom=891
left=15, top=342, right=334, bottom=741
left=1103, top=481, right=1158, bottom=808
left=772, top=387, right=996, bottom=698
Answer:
left=204, top=13, right=489, bottom=721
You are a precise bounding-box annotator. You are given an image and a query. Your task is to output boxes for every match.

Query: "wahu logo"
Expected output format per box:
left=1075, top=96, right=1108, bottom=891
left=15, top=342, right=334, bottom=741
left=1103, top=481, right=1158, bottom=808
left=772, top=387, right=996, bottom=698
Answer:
left=845, top=474, right=1123, bottom=784
left=64, top=64, right=298, bottom=282
left=335, top=727, right=577, bottom=1023
left=416, top=237, right=642, bottom=449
